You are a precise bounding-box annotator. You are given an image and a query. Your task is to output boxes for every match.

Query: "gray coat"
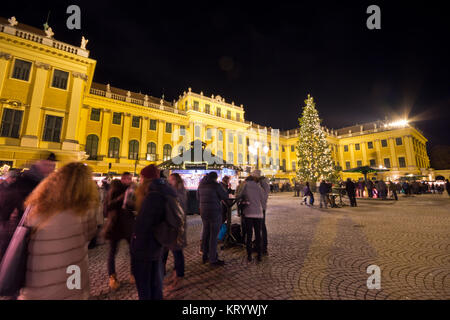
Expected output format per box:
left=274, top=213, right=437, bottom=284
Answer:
left=237, top=180, right=266, bottom=219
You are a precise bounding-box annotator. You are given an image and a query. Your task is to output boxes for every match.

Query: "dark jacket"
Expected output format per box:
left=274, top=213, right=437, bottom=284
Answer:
left=174, top=187, right=188, bottom=249
left=197, top=176, right=229, bottom=221
left=319, top=182, right=329, bottom=195
left=104, top=184, right=134, bottom=241
left=130, top=179, right=176, bottom=261
left=346, top=181, right=356, bottom=194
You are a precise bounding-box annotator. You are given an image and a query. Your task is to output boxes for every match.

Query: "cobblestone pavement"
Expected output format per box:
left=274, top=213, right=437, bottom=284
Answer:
left=85, top=193, right=450, bottom=300
left=2, top=193, right=449, bottom=300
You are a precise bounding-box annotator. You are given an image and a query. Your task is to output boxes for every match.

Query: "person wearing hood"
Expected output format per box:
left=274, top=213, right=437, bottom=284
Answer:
left=197, top=171, right=229, bottom=266
left=131, top=165, right=176, bottom=300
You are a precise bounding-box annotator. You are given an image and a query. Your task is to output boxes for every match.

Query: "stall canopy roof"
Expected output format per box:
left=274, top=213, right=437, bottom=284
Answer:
left=158, top=140, right=242, bottom=171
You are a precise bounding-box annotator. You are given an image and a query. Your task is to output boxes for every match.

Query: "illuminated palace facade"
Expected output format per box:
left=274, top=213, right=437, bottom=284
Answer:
left=0, top=18, right=437, bottom=181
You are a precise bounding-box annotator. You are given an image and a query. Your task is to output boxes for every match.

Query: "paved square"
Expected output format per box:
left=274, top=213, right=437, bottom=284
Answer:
left=85, top=193, right=450, bottom=300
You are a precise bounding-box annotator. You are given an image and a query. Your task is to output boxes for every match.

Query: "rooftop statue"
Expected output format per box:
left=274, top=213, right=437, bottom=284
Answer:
left=81, top=36, right=89, bottom=49
left=8, top=16, right=18, bottom=27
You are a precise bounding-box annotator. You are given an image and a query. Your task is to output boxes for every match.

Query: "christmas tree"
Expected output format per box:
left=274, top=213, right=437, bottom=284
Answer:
left=296, top=94, right=336, bottom=183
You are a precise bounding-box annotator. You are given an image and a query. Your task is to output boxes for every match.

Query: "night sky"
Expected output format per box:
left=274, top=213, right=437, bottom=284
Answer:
left=2, top=1, right=449, bottom=148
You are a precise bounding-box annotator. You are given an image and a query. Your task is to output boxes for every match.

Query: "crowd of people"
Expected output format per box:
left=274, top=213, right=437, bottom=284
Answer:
left=0, top=155, right=271, bottom=300
left=293, top=177, right=450, bottom=208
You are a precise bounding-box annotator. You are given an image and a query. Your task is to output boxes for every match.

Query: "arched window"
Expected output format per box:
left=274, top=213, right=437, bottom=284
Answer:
left=238, top=153, right=243, bottom=164
left=163, top=144, right=172, bottom=161
left=108, top=137, right=120, bottom=158
left=147, top=142, right=156, bottom=161
left=85, top=134, right=99, bottom=160
left=228, top=152, right=234, bottom=163
left=129, top=140, right=139, bottom=160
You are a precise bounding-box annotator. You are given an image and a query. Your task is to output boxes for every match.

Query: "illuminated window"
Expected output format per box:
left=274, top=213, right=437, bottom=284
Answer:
left=129, top=140, right=139, bottom=160
left=227, top=110, right=231, bottom=119
left=147, top=142, right=157, bottom=161
left=205, top=104, right=210, bottom=114
left=193, top=101, right=199, bottom=111
left=108, top=138, right=120, bottom=158
left=163, top=144, right=172, bottom=161
left=216, top=108, right=221, bottom=117
left=85, top=135, right=99, bottom=160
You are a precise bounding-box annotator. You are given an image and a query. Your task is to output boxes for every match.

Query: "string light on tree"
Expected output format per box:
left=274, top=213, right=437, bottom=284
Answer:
left=295, top=94, right=336, bottom=183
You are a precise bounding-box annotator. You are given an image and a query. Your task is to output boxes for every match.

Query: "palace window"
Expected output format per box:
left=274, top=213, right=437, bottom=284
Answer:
left=381, top=139, right=388, bottom=147
left=236, top=113, right=240, bottom=121
left=147, top=142, right=157, bottom=161
left=1, top=108, right=23, bottom=138
left=228, top=132, right=233, bottom=143
left=180, top=125, right=186, bottom=136
left=195, top=125, right=201, bottom=138
left=238, top=153, right=243, bottom=164
left=206, top=128, right=212, bottom=140
left=163, top=144, right=172, bottom=161
left=345, top=161, right=351, bottom=170
left=51, top=69, right=69, bottom=90
left=90, top=108, right=101, bottom=121
left=291, top=145, right=294, bottom=152
left=43, top=115, right=63, bottom=142
left=112, top=112, right=122, bottom=125
left=149, top=119, right=157, bottom=130
left=184, top=101, right=188, bottom=110
left=398, top=157, right=406, bottom=168
left=227, top=110, right=231, bottom=120
left=396, top=137, right=403, bottom=146
left=292, top=161, right=296, bottom=171
left=357, top=160, right=362, bottom=167
left=282, top=159, right=286, bottom=172
left=12, top=59, right=31, bottom=81
left=344, top=145, right=349, bottom=152
left=108, top=138, right=120, bottom=158
left=384, top=158, right=391, bottom=168
left=132, top=116, right=140, bottom=128
left=193, top=101, right=199, bottom=111
left=355, top=143, right=360, bottom=151
left=216, top=108, right=221, bottom=117
left=238, top=135, right=243, bottom=144
left=282, top=145, right=285, bottom=152
left=369, top=159, right=376, bottom=167
left=165, top=122, right=172, bottom=133
left=367, top=141, right=374, bottom=149
left=85, top=135, right=99, bottom=160
left=218, top=130, right=223, bottom=141
left=217, top=150, right=223, bottom=160
left=129, top=140, right=139, bottom=160
left=205, top=104, right=210, bottom=114
left=228, top=152, right=234, bottom=163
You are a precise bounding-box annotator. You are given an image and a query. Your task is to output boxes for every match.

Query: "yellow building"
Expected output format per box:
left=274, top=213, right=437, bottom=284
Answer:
left=0, top=17, right=433, bottom=181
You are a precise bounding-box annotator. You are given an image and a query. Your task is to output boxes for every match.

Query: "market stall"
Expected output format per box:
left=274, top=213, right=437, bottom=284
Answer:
left=158, top=140, right=242, bottom=214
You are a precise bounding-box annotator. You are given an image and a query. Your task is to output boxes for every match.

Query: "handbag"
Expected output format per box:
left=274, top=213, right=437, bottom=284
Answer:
left=0, top=206, right=32, bottom=296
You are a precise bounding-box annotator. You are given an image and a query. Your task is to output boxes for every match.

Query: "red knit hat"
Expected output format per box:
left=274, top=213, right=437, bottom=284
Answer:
left=140, top=164, right=160, bottom=179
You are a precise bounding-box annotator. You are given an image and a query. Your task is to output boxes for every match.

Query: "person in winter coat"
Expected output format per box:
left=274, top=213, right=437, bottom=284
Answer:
left=0, top=158, right=55, bottom=261
left=102, top=179, right=135, bottom=291
left=236, top=175, right=266, bottom=262
left=162, top=173, right=188, bottom=292
left=319, top=180, right=329, bottom=209
left=197, top=171, right=229, bottom=266
left=346, top=178, right=357, bottom=207
left=377, top=180, right=388, bottom=200
left=18, top=162, right=98, bottom=300
left=131, top=165, right=176, bottom=300
left=252, top=170, right=270, bottom=255
left=302, top=182, right=313, bottom=206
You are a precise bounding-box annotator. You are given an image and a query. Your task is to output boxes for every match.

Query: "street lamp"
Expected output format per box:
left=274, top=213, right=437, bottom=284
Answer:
left=248, top=141, right=269, bottom=170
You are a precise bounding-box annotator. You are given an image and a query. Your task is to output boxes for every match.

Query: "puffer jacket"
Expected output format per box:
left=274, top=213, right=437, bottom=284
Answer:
left=18, top=209, right=97, bottom=300
left=237, top=180, right=266, bottom=219
left=197, top=176, right=229, bottom=221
